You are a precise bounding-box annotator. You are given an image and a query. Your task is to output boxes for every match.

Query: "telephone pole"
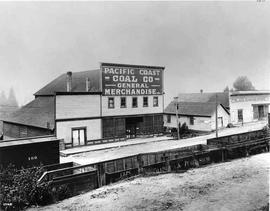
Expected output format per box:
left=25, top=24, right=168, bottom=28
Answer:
left=215, top=93, right=218, bottom=138
left=174, top=97, right=180, bottom=140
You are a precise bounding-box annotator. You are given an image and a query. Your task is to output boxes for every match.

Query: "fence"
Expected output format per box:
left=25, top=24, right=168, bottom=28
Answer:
left=40, top=128, right=270, bottom=197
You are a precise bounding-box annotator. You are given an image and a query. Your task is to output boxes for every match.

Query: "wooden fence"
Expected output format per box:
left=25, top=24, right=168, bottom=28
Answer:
left=40, top=128, right=270, bottom=197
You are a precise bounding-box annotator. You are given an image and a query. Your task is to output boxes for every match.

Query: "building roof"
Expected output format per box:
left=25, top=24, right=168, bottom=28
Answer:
left=0, top=136, right=58, bottom=148
left=34, top=69, right=101, bottom=96
left=164, top=101, right=228, bottom=117
left=2, top=96, right=55, bottom=130
left=177, top=92, right=229, bottom=108
left=230, top=90, right=270, bottom=96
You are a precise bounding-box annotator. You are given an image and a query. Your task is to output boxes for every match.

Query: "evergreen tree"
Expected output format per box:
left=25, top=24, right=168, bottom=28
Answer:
left=7, top=87, right=18, bottom=108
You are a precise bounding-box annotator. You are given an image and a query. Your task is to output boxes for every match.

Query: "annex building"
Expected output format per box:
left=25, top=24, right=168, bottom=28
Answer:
left=2, top=63, right=164, bottom=148
left=230, top=90, right=270, bottom=124
left=164, top=92, right=230, bottom=132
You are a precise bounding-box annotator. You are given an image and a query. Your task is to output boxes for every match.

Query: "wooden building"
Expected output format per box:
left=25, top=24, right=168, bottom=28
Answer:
left=0, top=136, right=60, bottom=168
left=164, top=93, right=230, bottom=132
left=230, top=91, right=270, bottom=124
left=2, top=63, right=165, bottom=148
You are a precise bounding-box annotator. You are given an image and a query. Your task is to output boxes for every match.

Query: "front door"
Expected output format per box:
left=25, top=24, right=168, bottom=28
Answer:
left=72, top=128, right=86, bottom=147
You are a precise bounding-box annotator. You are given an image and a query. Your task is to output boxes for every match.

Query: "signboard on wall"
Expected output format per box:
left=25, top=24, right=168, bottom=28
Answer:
left=101, top=63, right=164, bottom=96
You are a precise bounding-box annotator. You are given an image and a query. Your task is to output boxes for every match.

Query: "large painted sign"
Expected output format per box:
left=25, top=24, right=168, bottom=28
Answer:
left=101, top=64, right=163, bottom=96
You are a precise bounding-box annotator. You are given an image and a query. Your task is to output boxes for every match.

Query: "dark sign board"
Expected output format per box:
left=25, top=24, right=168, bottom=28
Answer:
left=101, top=63, right=164, bottom=96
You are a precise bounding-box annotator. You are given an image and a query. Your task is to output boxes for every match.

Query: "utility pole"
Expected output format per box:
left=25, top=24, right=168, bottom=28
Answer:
left=174, top=97, right=180, bottom=140
left=215, top=93, right=218, bottom=138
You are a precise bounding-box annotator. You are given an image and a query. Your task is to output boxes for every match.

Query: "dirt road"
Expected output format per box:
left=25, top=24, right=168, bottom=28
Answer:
left=35, top=152, right=270, bottom=211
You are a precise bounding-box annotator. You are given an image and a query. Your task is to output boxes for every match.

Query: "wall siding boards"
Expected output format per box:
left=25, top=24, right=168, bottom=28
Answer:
left=56, top=95, right=100, bottom=120
left=101, top=96, right=163, bottom=117
left=56, top=119, right=102, bottom=144
left=230, top=94, right=270, bottom=124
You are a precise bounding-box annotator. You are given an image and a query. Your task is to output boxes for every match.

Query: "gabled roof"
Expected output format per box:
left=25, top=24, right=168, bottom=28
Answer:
left=177, top=92, right=229, bottom=108
left=165, top=101, right=226, bottom=117
left=34, top=69, right=101, bottom=96
left=2, top=96, right=55, bottom=130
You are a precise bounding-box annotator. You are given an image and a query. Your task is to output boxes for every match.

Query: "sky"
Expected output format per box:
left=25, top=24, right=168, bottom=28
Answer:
left=0, top=1, right=269, bottom=106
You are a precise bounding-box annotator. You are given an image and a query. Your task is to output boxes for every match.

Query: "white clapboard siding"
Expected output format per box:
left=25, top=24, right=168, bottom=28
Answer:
left=56, top=119, right=102, bottom=143
left=56, top=95, right=100, bottom=119
left=230, top=94, right=270, bottom=124
left=101, top=95, right=163, bottom=117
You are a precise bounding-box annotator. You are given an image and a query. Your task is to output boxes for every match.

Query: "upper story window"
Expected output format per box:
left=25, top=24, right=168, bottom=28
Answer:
left=132, top=97, right=138, bottom=108
left=120, top=97, right=126, bottom=108
left=153, top=96, right=159, bottom=107
left=143, top=97, right=148, bottom=107
left=108, top=97, right=114, bottom=109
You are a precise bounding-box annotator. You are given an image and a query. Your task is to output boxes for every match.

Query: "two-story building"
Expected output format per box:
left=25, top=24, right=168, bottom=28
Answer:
left=2, top=63, right=165, bottom=147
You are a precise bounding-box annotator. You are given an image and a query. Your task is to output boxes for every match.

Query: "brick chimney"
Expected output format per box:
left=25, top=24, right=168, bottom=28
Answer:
left=66, top=71, right=72, bottom=92
left=86, top=77, right=90, bottom=92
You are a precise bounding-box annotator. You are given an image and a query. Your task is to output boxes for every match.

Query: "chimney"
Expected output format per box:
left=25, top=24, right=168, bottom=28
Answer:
left=200, top=89, right=203, bottom=94
left=66, top=72, right=72, bottom=92
left=86, top=77, right=90, bottom=92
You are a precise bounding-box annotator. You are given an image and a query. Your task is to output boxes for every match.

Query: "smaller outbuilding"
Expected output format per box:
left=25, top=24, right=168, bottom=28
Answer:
left=230, top=90, right=270, bottom=125
left=164, top=95, right=230, bottom=132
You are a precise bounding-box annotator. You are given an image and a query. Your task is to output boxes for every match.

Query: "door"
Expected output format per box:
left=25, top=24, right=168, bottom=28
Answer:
left=258, top=105, right=265, bottom=120
left=218, top=117, right=223, bottom=128
left=237, top=109, right=243, bottom=123
left=72, top=128, right=86, bottom=147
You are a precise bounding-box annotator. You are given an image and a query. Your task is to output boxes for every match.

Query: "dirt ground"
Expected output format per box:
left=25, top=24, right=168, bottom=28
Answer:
left=33, top=152, right=270, bottom=211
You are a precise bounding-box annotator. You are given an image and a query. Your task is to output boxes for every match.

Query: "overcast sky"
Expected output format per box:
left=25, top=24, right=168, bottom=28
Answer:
left=0, top=2, right=269, bottom=106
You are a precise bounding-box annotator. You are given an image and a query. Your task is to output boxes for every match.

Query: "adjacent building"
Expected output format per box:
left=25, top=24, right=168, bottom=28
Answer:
left=2, top=63, right=165, bottom=148
left=229, top=90, right=270, bottom=124
left=164, top=92, right=230, bottom=132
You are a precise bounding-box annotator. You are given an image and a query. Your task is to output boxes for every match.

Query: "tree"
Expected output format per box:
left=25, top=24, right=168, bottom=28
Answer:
left=0, top=91, right=7, bottom=106
left=233, top=76, right=256, bottom=91
left=7, top=87, right=18, bottom=108
left=223, top=86, right=229, bottom=92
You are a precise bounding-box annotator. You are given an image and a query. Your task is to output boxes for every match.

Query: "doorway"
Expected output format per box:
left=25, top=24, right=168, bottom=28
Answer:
left=258, top=105, right=265, bottom=120
left=126, top=117, right=143, bottom=138
left=72, top=127, right=86, bottom=147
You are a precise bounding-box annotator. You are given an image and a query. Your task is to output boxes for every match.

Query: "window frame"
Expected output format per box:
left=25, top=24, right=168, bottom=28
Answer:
left=132, top=97, right=138, bottom=108
left=108, top=97, right=115, bottom=109
left=167, top=115, right=171, bottom=123
left=120, top=97, right=126, bottom=108
left=190, top=116, right=194, bottom=125
left=143, top=96, right=148, bottom=107
left=153, top=96, right=159, bottom=107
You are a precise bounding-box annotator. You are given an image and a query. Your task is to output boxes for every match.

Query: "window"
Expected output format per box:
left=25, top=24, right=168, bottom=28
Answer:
left=132, top=97, right=138, bottom=108
left=72, top=128, right=86, bottom=147
left=143, top=97, right=148, bottom=107
left=167, top=115, right=171, bottom=123
left=153, top=96, right=159, bottom=107
left=238, top=109, right=243, bottom=122
left=108, top=97, right=114, bottom=109
left=190, top=117, right=194, bottom=125
left=120, top=97, right=126, bottom=108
